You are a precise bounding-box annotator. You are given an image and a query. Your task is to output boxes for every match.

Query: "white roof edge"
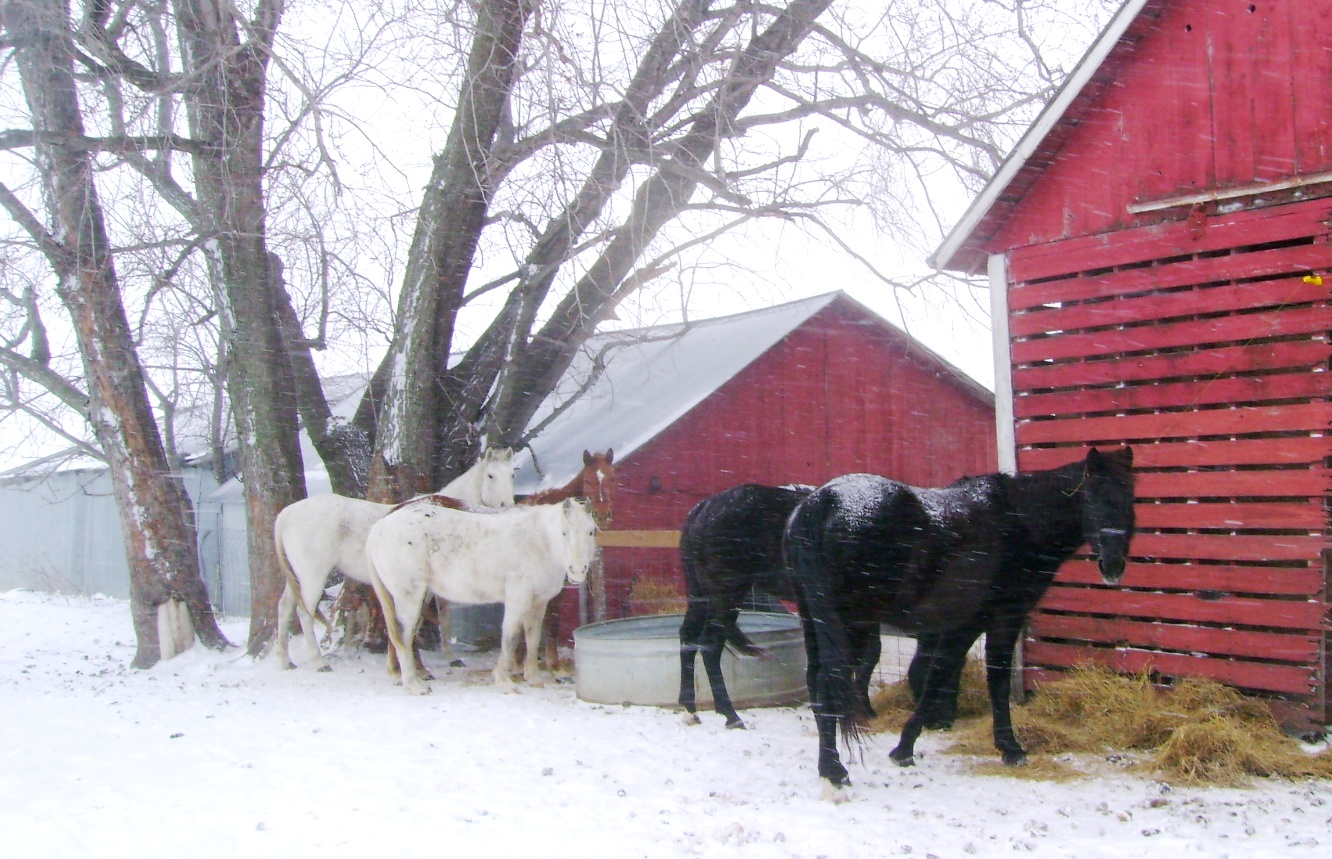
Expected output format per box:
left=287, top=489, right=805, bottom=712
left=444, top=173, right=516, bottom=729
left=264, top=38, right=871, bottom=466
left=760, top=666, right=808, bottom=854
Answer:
left=929, top=0, right=1153, bottom=272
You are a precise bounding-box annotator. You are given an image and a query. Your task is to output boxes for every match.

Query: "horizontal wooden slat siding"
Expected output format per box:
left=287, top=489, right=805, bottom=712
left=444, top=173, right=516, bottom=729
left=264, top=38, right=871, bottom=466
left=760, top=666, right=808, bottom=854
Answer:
left=1133, top=502, right=1326, bottom=531
left=1009, top=242, right=1332, bottom=313
left=1024, top=644, right=1318, bottom=696
left=1011, top=266, right=1329, bottom=338
left=1007, top=196, right=1332, bottom=283
left=1037, top=586, right=1326, bottom=631
left=1032, top=613, right=1321, bottom=663
left=1014, top=372, right=1326, bottom=419
left=1006, top=212, right=1330, bottom=723
left=1013, top=340, right=1332, bottom=391
left=1130, top=533, right=1324, bottom=563
left=1012, top=305, right=1329, bottom=364
left=1019, top=403, right=1332, bottom=445
left=1058, top=560, right=1325, bottom=597
left=1020, top=438, right=1328, bottom=471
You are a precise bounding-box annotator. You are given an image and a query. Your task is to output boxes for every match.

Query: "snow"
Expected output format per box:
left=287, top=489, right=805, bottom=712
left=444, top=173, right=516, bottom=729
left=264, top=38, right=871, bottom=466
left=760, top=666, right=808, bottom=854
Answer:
left=3, top=589, right=1329, bottom=859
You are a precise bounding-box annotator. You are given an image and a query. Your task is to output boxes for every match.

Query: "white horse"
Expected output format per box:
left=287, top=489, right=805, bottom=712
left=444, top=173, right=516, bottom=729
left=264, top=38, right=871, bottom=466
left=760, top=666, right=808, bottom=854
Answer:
left=366, top=497, right=599, bottom=694
left=273, top=448, right=515, bottom=670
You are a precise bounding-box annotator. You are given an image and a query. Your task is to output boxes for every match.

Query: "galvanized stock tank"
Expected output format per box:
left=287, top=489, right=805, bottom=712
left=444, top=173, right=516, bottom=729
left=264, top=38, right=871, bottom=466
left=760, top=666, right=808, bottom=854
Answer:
left=573, top=612, right=808, bottom=709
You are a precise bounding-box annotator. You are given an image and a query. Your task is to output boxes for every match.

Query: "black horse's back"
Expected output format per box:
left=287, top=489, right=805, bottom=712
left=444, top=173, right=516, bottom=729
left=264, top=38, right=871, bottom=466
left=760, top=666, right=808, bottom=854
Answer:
left=680, top=483, right=811, bottom=603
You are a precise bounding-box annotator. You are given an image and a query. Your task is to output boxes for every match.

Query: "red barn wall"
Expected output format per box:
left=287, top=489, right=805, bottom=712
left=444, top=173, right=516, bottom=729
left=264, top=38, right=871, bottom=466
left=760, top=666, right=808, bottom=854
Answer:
left=988, top=0, right=1332, bottom=252
left=597, top=300, right=996, bottom=618
left=972, top=0, right=1332, bottom=724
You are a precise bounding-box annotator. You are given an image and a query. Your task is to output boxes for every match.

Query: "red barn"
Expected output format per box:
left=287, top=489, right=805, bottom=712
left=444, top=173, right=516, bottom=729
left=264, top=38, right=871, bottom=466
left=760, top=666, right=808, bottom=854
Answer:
left=933, top=0, right=1332, bottom=726
left=513, top=291, right=996, bottom=623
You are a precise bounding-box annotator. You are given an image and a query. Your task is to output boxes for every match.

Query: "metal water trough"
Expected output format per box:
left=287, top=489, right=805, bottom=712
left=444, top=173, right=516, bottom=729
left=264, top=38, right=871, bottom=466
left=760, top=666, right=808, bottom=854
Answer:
left=573, top=611, right=808, bottom=709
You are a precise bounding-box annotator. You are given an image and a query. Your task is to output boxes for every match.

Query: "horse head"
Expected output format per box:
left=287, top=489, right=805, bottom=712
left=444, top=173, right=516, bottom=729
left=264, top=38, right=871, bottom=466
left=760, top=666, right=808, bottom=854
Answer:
left=558, top=497, right=599, bottom=585
left=1081, top=446, right=1136, bottom=584
left=581, top=448, right=616, bottom=526
left=479, top=447, right=516, bottom=508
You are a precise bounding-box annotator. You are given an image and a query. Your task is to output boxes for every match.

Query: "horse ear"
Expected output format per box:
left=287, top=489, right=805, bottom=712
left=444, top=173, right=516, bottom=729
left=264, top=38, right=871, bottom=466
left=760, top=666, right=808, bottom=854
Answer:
left=606, top=448, right=614, bottom=464
left=1119, top=446, right=1134, bottom=468
left=1086, top=448, right=1104, bottom=470
left=583, top=450, right=593, bottom=465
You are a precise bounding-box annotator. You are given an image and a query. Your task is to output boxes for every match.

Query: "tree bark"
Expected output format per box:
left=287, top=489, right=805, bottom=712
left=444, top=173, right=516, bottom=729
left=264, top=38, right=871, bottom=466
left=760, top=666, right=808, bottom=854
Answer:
left=5, top=0, right=229, bottom=667
left=175, top=0, right=305, bottom=654
left=367, top=0, right=536, bottom=501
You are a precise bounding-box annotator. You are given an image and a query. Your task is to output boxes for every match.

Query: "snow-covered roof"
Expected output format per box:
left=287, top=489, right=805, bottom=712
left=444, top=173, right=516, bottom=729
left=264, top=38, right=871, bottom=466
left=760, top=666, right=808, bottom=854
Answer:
left=513, top=291, right=989, bottom=493
left=930, top=0, right=1162, bottom=274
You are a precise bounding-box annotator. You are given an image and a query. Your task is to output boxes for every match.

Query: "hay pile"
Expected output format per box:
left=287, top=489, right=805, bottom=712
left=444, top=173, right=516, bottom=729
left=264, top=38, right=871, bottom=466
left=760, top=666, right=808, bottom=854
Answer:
left=869, top=662, right=1332, bottom=786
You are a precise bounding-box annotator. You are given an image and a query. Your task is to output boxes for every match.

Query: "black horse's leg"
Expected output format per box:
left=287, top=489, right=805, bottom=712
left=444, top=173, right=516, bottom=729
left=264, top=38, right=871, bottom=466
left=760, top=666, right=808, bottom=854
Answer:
left=984, top=614, right=1028, bottom=766
left=814, top=708, right=851, bottom=790
left=910, top=628, right=977, bottom=729
left=678, top=600, right=708, bottom=721
left=701, top=615, right=745, bottom=728
left=849, top=621, right=882, bottom=719
left=907, top=631, right=938, bottom=702
left=891, top=631, right=975, bottom=767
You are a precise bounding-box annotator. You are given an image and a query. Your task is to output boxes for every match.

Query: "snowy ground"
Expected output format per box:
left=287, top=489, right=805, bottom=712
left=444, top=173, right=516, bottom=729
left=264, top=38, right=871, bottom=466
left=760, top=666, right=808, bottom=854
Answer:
left=2, top=589, right=1328, bottom=859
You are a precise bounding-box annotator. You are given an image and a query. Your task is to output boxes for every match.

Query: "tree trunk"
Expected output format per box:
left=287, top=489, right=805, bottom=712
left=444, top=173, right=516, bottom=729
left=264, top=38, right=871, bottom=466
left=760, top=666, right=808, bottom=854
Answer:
left=175, top=0, right=306, bottom=654
left=367, top=0, right=536, bottom=502
left=6, top=0, right=229, bottom=667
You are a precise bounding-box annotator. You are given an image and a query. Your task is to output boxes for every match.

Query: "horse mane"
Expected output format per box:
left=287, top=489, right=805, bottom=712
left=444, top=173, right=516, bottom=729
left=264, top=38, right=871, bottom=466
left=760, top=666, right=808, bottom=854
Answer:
left=388, top=494, right=470, bottom=514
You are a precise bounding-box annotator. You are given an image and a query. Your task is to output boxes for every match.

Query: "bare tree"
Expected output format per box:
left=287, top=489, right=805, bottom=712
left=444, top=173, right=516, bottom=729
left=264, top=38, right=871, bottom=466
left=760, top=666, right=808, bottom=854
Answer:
left=345, top=0, right=1117, bottom=492
left=0, top=0, right=1117, bottom=657
left=1, top=0, right=228, bottom=667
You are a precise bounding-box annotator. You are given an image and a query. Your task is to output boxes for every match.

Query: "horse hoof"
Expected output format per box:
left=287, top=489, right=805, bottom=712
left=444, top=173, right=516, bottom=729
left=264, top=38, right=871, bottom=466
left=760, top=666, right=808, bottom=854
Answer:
left=282, top=661, right=296, bottom=671
left=820, top=780, right=853, bottom=804
left=1002, top=750, right=1028, bottom=767
left=449, top=659, right=466, bottom=668
left=724, top=718, right=747, bottom=730
left=317, top=664, right=333, bottom=673
left=682, top=713, right=702, bottom=727
left=890, top=749, right=916, bottom=768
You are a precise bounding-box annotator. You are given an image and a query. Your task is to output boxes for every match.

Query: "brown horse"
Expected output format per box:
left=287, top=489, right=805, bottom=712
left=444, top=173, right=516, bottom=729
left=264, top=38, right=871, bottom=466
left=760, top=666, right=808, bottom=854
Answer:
left=521, top=449, right=616, bottom=672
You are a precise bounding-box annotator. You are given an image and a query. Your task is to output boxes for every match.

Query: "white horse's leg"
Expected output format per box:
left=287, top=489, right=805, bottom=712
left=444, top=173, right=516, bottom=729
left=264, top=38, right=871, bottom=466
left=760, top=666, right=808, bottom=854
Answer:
left=295, top=574, right=331, bottom=671
left=395, top=593, right=431, bottom=695
left=374, top=576, right=431, bottom=695
left=492, top=603, right=524, bottom=691
left=521, top=600, right=547, bottom=687
left=275, top=583, right=298, bottom=669
left=436, top=597, right=461, bottom=666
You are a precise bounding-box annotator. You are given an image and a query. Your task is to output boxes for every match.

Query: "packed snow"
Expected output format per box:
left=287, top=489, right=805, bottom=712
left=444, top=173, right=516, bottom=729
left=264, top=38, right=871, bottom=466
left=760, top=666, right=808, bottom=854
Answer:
left=3, top=589, right=1328, bottom=859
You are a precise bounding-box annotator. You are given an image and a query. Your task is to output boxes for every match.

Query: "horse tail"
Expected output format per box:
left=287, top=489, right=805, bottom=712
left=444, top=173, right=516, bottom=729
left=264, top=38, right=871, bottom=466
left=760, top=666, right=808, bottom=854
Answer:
left=784, top=490, right=871, bottom=747
left=365, top=542, right=412, bottom=667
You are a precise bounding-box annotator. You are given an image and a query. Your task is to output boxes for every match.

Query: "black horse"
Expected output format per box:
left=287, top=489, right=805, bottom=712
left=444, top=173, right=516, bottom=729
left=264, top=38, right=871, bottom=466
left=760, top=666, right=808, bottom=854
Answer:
left=678, top=484, right=812, bottom=728
left=784, top=447, right=1135, bottom=796
left=678, top=483, right=966, bottom=730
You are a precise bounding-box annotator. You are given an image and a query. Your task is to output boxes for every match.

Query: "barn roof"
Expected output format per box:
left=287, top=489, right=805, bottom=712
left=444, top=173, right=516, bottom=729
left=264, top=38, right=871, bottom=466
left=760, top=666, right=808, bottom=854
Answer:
left=514, top=290, right=991, bottom=492
left=930, top=0, right=1166, bottom=274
